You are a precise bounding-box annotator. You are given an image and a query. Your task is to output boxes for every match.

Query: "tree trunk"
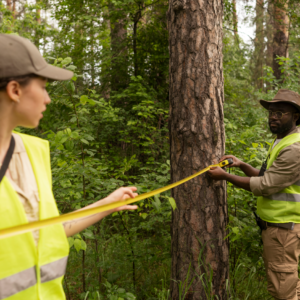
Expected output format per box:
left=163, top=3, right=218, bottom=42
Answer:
left=273, top=0, right=289, bottom=80
left=266, top=0, right=274, bottom=69
left=12, top=0, right=16, bottom=18
left=6, top=0, right=11, bottom=11
left=35, top=0, right=41, bottom=48
left=110, top=7, right=128, bottom=91
left=232, top=0, right=238, bottom=36
left=266, top=0, right=274, bottom=90
left=253, top=0, right=264, bottom=89
left=168, top=0, right=228, bottom=299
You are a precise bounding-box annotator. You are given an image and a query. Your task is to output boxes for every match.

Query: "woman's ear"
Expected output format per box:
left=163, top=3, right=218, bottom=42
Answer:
left=6, top=81, right=21, bottom=104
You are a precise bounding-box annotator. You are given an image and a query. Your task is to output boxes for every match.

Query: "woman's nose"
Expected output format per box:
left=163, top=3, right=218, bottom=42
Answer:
left=45, top=91, right=51, bottom=105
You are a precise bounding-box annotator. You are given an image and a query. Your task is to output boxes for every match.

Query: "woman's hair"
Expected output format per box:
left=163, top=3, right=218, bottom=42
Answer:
left=0, top=74, right=40, bottom=91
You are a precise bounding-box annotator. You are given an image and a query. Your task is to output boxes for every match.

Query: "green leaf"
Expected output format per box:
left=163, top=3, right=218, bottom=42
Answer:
left=152, top=195, right=161, bottom=211
left=65, top=140, right=74, bottom=151
left=252, top=143, right=259, bottom=148
left=232, top=227, right=239, bottom=234
left=64, top=128, right=71, bottom=135
left=61, top=57, right=72, bottom=65
left=67, top=65, right=77, bottom=71
left=80, top=95, right=89, bottom=105
left=67, top=237, right=74, bottom=248
left=125, top=293, right=136, bottom=300
left=81, top=138, right=89, bottom=145
left=81, top=240, right=87, bottom=251
left=83, top=230, right=94, bottom=239
left=87, top=99, right=96, bottom=106
left=74, top=239, right=82, bottom=252
left=167, top=197, right=177, bottom=210
left=60, top=137, right=68, bottom=144
left=141, top=213, right=148, bottom=219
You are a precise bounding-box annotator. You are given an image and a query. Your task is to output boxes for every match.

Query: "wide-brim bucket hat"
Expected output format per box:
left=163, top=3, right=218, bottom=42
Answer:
left=260, top=89, right=300, bottom=126
left=0, top=34, right=73, bottom=81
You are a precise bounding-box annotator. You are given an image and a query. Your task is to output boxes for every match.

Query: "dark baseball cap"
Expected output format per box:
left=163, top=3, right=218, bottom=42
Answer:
left=0, top=34, right=73, bottom=80
left=260, top=89, right=300, bottom=125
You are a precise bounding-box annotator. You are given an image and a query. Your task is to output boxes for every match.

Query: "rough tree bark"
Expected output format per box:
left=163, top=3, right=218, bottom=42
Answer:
left=110, top=7, right=128, bottom=91
left=168, top=0, right=228, bottom=299
left=273, top=0, right=289, bottom=80
left=253, top=0, right=264, bottom=89
left=6, top=0, right=11, bottom=10
left=266, top=0, right=274, bottom=68
left=266, top=0, right=274, bottom=90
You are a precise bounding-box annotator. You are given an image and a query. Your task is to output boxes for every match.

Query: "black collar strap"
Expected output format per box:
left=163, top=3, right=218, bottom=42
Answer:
left=0, top=136, right=15, bottom=184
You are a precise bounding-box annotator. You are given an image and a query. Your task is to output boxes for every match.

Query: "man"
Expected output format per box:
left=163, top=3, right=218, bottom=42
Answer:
left=208, top=89, right=300, bottom=300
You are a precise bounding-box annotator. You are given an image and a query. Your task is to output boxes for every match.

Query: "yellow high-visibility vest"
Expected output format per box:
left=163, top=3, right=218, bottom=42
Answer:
left=257, top=132, right=300, bottom=223
left=0, top=132, right=69, bottom=300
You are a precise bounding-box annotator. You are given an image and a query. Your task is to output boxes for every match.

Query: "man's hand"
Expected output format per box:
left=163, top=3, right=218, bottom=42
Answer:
left=208, top=166, right=251, bottom=191
left=207, top=166, right=228, bottom=181
left=220, top=154, right=260, bottom=177
left=220, top=155, right=243, bottom=168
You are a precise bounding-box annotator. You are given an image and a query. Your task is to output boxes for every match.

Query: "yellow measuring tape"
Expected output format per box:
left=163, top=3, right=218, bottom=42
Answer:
left=0, top=159, right=233, bottom=240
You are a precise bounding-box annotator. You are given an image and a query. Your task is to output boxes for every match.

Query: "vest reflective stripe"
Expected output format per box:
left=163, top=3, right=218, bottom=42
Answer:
left=0, top=256, right=68, bottom=300
left=269, top=193, right=300, bottom=202
left=0, top=267, right=36, bottom=300
left=257, top=132, right=300, bottom=223
left=40, top=256, right=68, bottom=283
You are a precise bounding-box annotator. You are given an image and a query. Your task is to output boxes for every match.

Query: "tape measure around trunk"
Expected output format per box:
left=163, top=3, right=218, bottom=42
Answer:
left=0, top=159, right=233, bottom=240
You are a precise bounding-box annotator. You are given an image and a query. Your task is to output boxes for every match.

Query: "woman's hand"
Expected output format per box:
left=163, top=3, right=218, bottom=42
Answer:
left=220, top=155, right=243, bottom=168
left=106, top=187, right=139, bottom=212
left=64, top=187, right=139, bottom=237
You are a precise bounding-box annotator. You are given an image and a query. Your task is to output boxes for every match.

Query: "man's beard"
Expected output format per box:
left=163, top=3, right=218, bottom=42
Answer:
left=269, top=117, right=294, bottom=134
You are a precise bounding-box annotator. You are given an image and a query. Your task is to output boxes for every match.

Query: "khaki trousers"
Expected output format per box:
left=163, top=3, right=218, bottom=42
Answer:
left=262, top=224, right=300, bottom=300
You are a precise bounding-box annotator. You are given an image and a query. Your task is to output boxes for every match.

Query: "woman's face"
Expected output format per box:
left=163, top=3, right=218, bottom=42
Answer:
left=15, top=78, right=51, bottom=128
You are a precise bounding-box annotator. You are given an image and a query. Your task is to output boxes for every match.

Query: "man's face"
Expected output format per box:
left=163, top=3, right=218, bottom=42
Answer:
left=268, top=102, right=299, bottom=134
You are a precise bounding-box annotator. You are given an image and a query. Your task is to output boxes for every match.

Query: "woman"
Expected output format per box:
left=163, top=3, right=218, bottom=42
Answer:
left=0, top=34, right=138, bottom=299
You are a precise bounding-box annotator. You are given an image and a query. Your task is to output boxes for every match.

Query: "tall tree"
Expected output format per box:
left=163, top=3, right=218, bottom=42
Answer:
left=110, top=5, right=128, bottom=91
left=6, top=0, right=11, bottom=10
left=253, top=0, right=264, bottom=89
left=266, top=0, right=274, bottom=90
left=273, top=0, right=289, bottom=80
left=266, top=0, right=274, bottom=69
left=168, top=0, right=228, bottom=299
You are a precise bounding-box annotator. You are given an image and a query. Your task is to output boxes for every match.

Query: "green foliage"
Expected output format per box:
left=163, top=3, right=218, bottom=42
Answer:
left=102, top=281, right=136, bottom=300
left=3, top=0, right=300, bottom=299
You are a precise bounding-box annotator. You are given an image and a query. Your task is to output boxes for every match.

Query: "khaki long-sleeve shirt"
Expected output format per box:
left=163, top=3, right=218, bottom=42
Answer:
left=250, top=127, right=300, bottom=197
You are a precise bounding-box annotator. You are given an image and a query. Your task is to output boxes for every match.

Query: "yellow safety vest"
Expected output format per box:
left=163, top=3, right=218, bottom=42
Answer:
left=257, top=132, right=300, bottom=223
left=0, top=133, right=69, bottom=300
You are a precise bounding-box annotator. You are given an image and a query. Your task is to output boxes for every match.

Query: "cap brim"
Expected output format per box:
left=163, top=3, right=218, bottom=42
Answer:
left=259, top=99, right=294, bottom=110
left=34, top=64, right=73, bottom=81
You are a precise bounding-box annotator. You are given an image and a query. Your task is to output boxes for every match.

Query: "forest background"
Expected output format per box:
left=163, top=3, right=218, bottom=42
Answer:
left=1, top=0, right=300, bottom=299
